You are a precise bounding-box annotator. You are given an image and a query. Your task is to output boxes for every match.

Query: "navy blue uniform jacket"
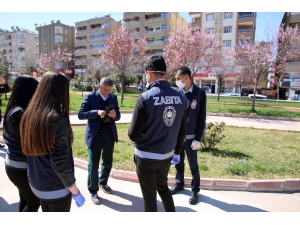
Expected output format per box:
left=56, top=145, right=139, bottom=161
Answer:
left=78, top=91, right=121, bottom=147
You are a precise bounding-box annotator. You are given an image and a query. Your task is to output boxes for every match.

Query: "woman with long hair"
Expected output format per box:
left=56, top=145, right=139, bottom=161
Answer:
left=3, top=75, right=40, bottom=212
left=20, top=72, right=85, bottom=212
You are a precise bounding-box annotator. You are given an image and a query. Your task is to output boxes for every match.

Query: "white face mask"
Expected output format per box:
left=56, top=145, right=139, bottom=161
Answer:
left=176, top=79, right=185, bottom=89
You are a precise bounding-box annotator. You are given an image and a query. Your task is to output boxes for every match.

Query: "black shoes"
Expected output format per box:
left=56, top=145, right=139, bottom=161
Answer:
left=189, top=191, right=199, bottom=205
left=99, top=184, right=112, bottom=194
left=169, top=184, right=184, bottom=194
left=90, top=194, right=101, bottom=205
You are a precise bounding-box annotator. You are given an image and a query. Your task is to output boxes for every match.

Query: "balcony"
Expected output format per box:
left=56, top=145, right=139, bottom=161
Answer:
left=145, top=17, right=163, bottom=22
left=238, top=13, right=253, bottom=18
left=91, top=27, right=104, bottom=31
left=75, top=49, right=87, bottom=52
left=55, top=30, right=63, bottom=34
left=76, top=29, right=87, bottom=33
left=130, top=31, right=139, bottom=36
left=148, top=40, right=164, bottom=45
left=18, top=42, right=26, bottom=46
left=75, top=39, right=87, bottom=42
left=125, top=20, right=139, bottom=24
left=238, top=29, right=253, bottom=33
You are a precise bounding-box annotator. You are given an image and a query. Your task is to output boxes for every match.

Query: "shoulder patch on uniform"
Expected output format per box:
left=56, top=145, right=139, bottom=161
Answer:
left=163, top=106, right=176, bottom=127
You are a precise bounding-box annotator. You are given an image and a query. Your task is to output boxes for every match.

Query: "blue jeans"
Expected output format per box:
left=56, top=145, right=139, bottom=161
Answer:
left=175, top=139, right=200, bottom=192
left=87, top=132, right=115, bottom=194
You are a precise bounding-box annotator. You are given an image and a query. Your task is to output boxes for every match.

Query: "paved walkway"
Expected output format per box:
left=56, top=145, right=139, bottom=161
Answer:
left=1, top=151, right=299, bottom=212
left=69, top=112, right=300, bottom=132
left=1, top=112, right=300, bottom=212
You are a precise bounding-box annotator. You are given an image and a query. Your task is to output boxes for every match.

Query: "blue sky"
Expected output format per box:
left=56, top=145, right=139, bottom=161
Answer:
left=1, top=0, right=291, bottom=41
left=0, top=12, right=285, bottom=40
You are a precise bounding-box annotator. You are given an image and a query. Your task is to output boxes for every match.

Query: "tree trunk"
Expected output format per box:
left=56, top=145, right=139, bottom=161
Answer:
left=217, top=79, right=221, bottom=101
left=251, top=78, right=258, bottom=112
left=240, top=85, right=242, bottom=100
left=120, top=74, right=125, bottom=105
left=276, top=84, right=280, bottom=104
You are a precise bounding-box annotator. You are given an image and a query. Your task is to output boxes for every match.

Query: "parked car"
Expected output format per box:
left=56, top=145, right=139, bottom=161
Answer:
left=224, top=93, right=241, bottom=97
left=248, top=94, right=268, bottom=100
left=136, top=84, right=147, bottom=91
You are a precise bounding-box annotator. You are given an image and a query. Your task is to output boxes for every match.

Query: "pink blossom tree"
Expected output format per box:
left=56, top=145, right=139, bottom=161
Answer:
left=163, top=24, right=216, bottom=80
left=231, top=66, right=255, bottom=100
left=205, top=35, right=234, bottom=101
left=35, top=45, right=73, bottom=75
left=271, top=23, right=300, bottom=102
left=86, top=49, right=109, bottom=91
left=235, top=40, right=274, bottom=112
left=102, top=25, right=148, bottom=104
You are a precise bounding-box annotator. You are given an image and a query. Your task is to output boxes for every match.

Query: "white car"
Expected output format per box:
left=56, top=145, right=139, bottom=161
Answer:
left=248, top=94, right=268, bottom=100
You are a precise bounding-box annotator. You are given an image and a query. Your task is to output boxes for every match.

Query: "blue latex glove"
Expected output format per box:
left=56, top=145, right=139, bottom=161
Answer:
left=72, top=190, right=85, bottom=207
left=171, top=154, right=180, bottom=165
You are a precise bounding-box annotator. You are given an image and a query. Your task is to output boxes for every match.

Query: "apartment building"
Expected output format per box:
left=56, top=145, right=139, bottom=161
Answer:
left=0, top=27, right=38, bottom=74
left=280, top=12, right=300, bottom=101
left=123, top=12, right=187, bottom=55
left=35, top=20, right=75, bottom=78
left=189, top=12, right=256, bottom=94
left=74, top=15, right=121, bottom=78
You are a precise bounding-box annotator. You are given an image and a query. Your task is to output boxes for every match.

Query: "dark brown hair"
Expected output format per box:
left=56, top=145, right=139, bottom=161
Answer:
left=3, top=75, right=38, bottom=131
left=20, top=72, right=73, bottom=156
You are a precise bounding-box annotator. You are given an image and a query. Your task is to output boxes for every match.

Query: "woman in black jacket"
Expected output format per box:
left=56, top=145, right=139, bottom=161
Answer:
left=3, top=75, right=40, bottom=212
left=20, top=72, right=85, bottom=212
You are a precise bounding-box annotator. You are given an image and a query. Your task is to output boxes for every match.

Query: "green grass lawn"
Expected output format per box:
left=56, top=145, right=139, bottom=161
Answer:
left=1, top=92, right=300, bottom=118
left=72, top=124, right=300, bottom=180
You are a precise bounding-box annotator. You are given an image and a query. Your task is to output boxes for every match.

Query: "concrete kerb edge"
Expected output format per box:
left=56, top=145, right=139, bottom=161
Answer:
left=73, top=158, right=300, bottom=193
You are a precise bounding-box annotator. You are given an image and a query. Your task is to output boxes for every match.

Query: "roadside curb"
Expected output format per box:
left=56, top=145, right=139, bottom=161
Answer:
left=73, top=158, right=300, bottom=193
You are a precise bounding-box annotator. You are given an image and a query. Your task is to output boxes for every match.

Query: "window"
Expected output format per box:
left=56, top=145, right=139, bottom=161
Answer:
left=223, top=40, right=231, bottom=47
left=17, top=32, right=25, bottom=38
left=224, top=12, right=233, bottom=19
left=90, top=33, right=109, bottom=39
left=206, top=14, right=214, bottom=21
left=103, top=23, right=110, bottom=28
left=224, top=27, right=232, bottom=33
left=160, top=24, right=170, bottom=30
left=54, top=36, right=63, bottom=43
left=163, top=37, right=169, bottom=42
left=65, top=29, right=68, bottom=34
left=161, top=12, right=170, bottom=18
left=91, top=44, right=104, bottom=49
left=207, top=28, right=213, bottom=34
left=237, top=38, right=251, bottom=46
left=55, top=26, right=63, bottom=34
left=238, top=12, right=253, bottom=18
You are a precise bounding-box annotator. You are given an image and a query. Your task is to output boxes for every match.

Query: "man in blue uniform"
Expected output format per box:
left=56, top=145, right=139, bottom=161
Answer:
left=128, top=55, right=187, bottom=212
left=169, top=66, right=206, bottom=205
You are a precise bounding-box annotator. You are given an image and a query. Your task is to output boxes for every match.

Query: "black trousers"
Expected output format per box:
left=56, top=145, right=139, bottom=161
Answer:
left=5, top=166, right=40, bottom=212
left=135, top=156, right=175, bottom=212
left=175, top=139, right=200, bottom=192
left=40, top=193, right=72, bottom=212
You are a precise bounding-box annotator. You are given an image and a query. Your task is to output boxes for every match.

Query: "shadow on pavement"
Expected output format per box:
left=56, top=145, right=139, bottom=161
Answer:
left=0, top=197, right=18, bottom=212
left=99, top=190, right=196, bottom=212
left=200, top=194, right=267, bottom=212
